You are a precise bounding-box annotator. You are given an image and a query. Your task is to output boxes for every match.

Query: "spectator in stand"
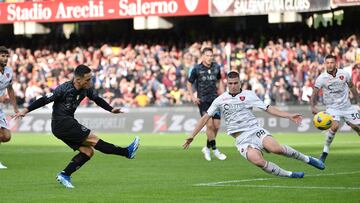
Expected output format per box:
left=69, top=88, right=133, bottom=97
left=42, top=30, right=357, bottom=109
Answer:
left=0, top=34, right=358, bottom=108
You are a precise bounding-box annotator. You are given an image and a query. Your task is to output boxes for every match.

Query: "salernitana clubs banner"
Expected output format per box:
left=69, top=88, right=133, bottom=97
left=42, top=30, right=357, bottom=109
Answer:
left=209, top=0, right=331, bottom=16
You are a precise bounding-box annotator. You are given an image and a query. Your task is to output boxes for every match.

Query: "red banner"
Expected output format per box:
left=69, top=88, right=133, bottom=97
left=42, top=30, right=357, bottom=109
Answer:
left=0, top=0, right=208, bottom=24
left=332, top=0, right=360, bottom=6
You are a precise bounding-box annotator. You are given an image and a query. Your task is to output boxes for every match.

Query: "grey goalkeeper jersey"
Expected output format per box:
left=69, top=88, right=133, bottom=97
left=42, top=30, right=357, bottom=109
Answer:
left=314, top=69, right=352, bottom=110
left=207, top=90, right=268, bottom=135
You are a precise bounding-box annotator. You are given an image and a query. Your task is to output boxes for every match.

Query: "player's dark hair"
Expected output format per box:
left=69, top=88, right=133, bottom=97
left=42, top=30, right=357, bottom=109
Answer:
left=325, top=54, right=336, bottom=60
left=74, top=65, right=91, bottom=77
left=201, top=47, right=213, bottom=55
left=227, top=71, right=239, bottom=79
left=0, top=46, right=9, bottom=54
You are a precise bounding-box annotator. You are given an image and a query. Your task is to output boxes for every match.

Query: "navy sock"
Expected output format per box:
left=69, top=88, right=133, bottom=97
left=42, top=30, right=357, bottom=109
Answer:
left=206, top=140, right=211, bottom=148
left=62, top=152, right=90, bottom=176
left=94, top=139, right=128, bottom=157
left=209, top=140, right=216, bottom=150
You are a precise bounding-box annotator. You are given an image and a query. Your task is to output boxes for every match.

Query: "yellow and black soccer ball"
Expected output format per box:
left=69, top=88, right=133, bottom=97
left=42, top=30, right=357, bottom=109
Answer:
left=313, top=111, right=334, bottom=130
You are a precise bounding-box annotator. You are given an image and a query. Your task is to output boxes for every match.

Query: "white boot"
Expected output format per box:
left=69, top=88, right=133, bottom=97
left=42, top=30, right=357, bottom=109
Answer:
left=201, top=147, right=211, bottom=161
left=0, top=162, right=7, bottom=169
left=213, top=149, right=227, bottom=160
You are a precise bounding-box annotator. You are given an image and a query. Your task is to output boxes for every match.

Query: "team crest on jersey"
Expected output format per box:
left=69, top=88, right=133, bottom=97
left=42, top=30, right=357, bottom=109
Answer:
left=46, top=93, right=53, bottom=98
left=239, top=96, right=245, bottom=101
left=81, top=126, right=88, bottom=132
left=339, top=75, right=344, bottom=80
left=5, top=73, right=9, bottom=78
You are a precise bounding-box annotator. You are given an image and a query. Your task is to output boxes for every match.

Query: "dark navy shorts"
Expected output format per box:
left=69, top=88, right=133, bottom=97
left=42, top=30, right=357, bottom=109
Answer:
left=198, top=101, right=221, bottom=120
left=51, top=118, right=91, bottom=150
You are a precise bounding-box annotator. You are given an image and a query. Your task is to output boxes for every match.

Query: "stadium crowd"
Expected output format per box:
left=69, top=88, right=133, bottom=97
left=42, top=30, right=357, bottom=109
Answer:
left=4, top=34, right=360, bottom=108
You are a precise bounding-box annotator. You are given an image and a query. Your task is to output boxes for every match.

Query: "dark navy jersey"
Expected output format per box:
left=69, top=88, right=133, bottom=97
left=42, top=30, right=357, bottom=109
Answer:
left=188, top=62, right=221, bottom=102
left=27, top=81, right=113, bottom=120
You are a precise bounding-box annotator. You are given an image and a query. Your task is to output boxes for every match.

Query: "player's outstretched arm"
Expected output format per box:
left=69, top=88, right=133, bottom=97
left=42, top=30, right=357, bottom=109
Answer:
left=309, top=87, right=320, bottom=114
left=12, top=108, right=29, bottom=119
left=266, top=106, right=302, bottom=125
left=90, top=95, right=118, bottom=113
left=13, top=92, right=57, bottom=119
left=183, top=114, right=211, bottom=149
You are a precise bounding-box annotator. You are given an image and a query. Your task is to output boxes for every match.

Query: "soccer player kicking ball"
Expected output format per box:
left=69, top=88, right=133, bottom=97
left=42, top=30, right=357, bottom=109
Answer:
left=310, top=54, right=360, bottom=163
left=183, top=71, right=325, bottom=178
left=13, top=65, right=140, bottom=188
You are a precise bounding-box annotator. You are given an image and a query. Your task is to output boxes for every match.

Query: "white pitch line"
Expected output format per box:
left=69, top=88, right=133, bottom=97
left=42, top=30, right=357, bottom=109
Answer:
left=195, top=177, right=276, bottom=186
left=194, top=170, right=360, bottom=186
left=306, top=170, right=360, bottom=177
left=202, top=184, right=360, bottom=190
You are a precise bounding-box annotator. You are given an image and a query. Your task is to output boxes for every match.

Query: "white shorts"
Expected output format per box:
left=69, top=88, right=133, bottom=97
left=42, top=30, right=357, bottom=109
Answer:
left=326, top=106, right=360, bottom=125
left=235, top=127, right=271, bottom=159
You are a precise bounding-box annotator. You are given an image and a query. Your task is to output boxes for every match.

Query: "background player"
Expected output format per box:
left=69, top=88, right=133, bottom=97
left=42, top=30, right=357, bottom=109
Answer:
left=310, top=54, right=360, bottom=163
left=184, top=71, right=325, bottom=178
left=14, top=64, right=139, bottom=188
left=0, top=46, right=18, bottom=169
left=187, top=47, right=226, bottom=161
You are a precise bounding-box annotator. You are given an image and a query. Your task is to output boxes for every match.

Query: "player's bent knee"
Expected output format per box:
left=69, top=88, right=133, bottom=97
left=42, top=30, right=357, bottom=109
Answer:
left=213, top=120, right=221, bottom=130
left=79, top=146, right=94, bottom=157
left=85, top=133, right=100, bottom=147
left=206, top=125, right=215, bottom=132
left=269, top=146, right=284, bottom=155
left=1, top=134, right=11, bottom=142
left=0, top=129, right=11, bottom=142
left=4, top=135, right=11, bottom=142
left=247, top=148, right=266, bottom=167
left=331, top=121, right=340, bottom=132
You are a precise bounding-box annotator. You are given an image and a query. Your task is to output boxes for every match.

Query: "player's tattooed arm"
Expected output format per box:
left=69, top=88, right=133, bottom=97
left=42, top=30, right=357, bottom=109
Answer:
left=310, top=87, right=320, bottom=114
left=266, top=106, right=302, bottom=125
left=347, top=81, right=359, bottom=106
left=345, top=121, right=360, bottom=136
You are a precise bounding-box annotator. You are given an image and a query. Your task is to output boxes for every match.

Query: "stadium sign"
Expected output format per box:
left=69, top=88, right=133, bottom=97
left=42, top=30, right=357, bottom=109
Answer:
left=210, top=0, right=331, bottom=16
left=0, top=0, right=208, bottom=24
left=119, top=0, right=178, bottom=16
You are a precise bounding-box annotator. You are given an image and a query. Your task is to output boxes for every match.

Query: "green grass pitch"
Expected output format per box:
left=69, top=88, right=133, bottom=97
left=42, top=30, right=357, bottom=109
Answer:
left=0, top=132, right=360, bottom=203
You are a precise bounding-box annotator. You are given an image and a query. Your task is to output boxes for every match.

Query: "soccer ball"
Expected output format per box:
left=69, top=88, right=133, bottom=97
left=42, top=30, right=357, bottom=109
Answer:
left=313, top=111, right=333, bottom=130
